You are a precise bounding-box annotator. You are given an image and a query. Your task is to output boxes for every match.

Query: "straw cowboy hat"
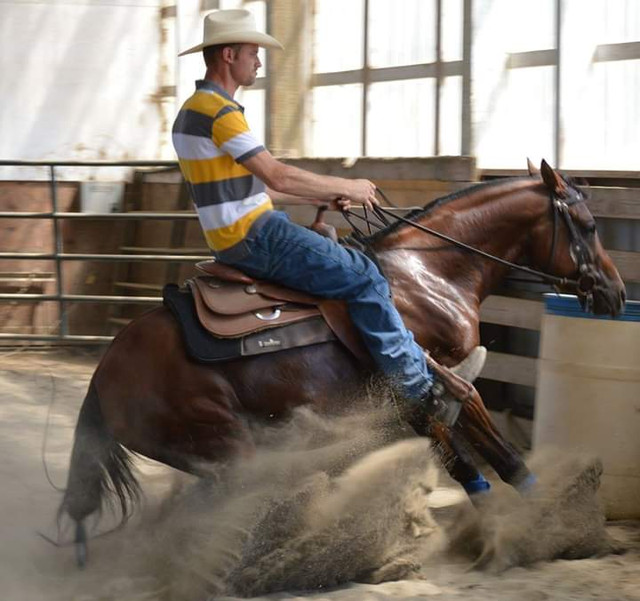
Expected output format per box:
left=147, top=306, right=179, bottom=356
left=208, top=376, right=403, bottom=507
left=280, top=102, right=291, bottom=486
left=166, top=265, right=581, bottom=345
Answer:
left=178, top=9, right=284, bottom=56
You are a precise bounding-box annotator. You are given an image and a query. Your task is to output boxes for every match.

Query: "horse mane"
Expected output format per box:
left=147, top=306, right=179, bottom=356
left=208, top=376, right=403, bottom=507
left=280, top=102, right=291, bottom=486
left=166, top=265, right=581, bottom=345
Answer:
left=367, top=176, right=534, bottom=243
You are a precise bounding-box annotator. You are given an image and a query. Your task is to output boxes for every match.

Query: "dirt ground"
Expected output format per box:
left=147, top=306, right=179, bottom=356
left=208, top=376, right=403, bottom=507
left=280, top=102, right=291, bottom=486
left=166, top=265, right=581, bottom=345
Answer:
left=0, top=348, right=639, bottom=601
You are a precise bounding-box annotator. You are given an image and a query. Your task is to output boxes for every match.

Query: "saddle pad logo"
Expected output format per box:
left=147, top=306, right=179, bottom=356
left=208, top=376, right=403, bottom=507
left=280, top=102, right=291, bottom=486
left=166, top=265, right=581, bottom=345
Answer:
left=257, top=337, right=282, bottom=348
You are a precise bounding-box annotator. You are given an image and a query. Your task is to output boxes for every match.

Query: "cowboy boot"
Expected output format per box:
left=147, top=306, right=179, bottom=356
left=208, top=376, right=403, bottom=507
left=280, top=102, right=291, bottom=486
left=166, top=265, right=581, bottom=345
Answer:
left=450, top=346, right=487, bottom=383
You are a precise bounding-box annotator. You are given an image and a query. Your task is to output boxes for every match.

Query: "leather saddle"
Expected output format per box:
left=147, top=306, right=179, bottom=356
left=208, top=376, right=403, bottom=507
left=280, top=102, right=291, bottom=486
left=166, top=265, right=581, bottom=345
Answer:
left=186, top=260, right=372, bottom=365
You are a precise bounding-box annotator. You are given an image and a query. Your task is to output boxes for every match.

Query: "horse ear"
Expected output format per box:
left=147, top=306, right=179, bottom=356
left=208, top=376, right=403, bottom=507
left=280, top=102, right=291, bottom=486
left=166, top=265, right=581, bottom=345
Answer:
left=526, top=158, right=540, bottom=176
left=540, top=159, right=569, bottom=197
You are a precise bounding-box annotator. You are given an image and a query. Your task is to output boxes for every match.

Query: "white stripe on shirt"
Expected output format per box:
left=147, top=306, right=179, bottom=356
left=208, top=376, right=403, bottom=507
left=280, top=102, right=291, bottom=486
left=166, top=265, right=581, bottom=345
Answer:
left=220, top=131, right=263, bottom=161
left=172, top=132, right=225, bottom=161
left=195, top=193, right=269, bottom=230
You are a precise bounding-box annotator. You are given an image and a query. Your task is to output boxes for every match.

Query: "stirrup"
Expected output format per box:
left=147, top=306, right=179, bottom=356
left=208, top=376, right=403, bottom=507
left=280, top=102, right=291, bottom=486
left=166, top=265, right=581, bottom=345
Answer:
left=422, top=385, right=463, bottom=427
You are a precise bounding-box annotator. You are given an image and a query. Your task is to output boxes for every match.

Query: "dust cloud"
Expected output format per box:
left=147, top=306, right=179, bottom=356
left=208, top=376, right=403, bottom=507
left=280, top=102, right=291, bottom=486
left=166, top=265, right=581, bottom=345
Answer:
left=54, top=411, right=619, bottom=601
left=1, top=351, right=638, bottom=601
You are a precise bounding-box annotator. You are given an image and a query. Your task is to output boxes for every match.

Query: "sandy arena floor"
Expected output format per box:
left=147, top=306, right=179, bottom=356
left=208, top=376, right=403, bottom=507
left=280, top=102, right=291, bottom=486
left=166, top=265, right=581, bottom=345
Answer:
left=0, top=349, right=638, bottom=601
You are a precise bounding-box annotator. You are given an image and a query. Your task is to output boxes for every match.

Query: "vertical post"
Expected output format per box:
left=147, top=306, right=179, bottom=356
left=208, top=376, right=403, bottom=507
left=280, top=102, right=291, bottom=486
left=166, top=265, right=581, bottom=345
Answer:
left=269, top=0, right=313, bottom=156
left=265, top=0, right=273, bottom=150
left=461, top=0, right=473, bottom=156
left=434, top=0, right=442, bottom=156
left=361, top=0, right=370, bottom=156
left=554, top=0, right=562, bottom=167
left=49, top=165, right=67, bottom=339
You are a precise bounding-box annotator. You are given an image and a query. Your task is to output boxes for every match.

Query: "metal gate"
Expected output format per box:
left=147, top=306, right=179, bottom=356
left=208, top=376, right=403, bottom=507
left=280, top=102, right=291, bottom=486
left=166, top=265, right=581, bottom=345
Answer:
left=0, top=160, right=207, bottom=343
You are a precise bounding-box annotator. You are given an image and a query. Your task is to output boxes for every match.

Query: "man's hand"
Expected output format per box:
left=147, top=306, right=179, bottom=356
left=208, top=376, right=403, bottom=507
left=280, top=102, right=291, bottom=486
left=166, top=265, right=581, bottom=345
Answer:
left=328, top=197, right=351, bottom=212
left=344, top=179, right=379, bottom=210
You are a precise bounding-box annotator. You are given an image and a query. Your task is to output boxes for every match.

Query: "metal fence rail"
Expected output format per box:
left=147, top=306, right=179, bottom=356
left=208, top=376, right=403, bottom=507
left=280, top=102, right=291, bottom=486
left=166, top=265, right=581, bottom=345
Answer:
left=0, top=160, right=200, bottom=343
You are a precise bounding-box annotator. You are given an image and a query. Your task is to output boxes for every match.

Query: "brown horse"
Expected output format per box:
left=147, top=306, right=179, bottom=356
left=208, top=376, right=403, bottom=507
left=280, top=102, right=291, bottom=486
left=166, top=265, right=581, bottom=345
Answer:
left=59, top=161, right=625, bottom=563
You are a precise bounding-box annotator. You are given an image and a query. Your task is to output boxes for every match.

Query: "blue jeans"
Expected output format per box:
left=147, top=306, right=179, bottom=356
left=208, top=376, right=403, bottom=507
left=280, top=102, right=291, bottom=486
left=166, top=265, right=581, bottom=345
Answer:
left=219, top=211, right=433, bottom=401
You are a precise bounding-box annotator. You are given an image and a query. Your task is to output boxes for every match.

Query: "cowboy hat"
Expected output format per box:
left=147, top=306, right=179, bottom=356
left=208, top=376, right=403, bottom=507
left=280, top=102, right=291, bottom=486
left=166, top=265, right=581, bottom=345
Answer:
left=178, top=9, right=284, bottom=56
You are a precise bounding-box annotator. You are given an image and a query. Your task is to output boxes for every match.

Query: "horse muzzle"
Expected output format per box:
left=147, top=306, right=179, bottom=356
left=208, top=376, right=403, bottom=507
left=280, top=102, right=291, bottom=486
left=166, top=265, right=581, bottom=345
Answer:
left=577, top=271, right=626, bottom=317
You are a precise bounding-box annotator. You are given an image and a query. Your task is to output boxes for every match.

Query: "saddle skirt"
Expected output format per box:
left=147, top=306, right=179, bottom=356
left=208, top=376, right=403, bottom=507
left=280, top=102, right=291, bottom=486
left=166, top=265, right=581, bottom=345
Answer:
left=177, top=260, right=371, bottom=364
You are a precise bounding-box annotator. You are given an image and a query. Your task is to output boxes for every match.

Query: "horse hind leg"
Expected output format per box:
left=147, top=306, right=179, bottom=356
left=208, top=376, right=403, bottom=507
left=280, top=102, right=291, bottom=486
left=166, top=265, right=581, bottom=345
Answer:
left=58, top=380, right=141, bottom=566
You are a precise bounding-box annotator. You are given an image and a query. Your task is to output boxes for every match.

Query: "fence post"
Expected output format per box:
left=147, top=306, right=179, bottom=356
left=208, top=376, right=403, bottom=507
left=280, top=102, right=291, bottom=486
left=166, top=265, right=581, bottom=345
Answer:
left=49, top=165, right=67, bottom=339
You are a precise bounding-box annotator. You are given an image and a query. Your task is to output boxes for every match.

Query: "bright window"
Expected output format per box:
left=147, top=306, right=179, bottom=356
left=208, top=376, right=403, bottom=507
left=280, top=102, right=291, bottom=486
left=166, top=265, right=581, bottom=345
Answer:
left=367, top=79, right=435, bottom=157
left=311, top=84, right=363, bottom=157
left=314, top=0, right=364, bottom=73
left=368, top=0, right=436, bottom=68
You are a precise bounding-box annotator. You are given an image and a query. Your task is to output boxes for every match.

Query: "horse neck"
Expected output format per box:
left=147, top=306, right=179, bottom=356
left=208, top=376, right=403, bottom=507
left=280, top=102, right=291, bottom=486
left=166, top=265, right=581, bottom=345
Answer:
left=375, top=179, right=550, bottom=303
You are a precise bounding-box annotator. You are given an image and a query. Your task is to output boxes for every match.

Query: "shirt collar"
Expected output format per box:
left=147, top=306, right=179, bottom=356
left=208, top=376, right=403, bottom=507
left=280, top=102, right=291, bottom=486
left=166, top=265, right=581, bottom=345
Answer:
left=195, top=79, right=245, bottom=111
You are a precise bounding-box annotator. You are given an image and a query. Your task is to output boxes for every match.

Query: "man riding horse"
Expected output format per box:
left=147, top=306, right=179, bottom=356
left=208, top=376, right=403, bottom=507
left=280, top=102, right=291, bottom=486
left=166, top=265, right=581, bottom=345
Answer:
left=173, top=8, right=490, bottom=493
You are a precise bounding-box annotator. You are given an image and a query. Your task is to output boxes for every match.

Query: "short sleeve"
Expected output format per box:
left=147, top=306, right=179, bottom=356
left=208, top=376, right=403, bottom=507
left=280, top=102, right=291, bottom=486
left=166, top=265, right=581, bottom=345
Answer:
left=212, top=107, right=265, bottom=163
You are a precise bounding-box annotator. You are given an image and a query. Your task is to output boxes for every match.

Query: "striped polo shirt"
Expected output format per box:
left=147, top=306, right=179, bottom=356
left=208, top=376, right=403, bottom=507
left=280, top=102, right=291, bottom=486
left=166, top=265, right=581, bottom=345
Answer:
left=172, top=80, right=273, bottom=257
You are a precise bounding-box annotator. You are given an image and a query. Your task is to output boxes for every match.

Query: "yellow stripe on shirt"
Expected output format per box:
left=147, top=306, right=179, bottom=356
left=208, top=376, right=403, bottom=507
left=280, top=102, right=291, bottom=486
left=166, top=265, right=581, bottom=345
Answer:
left=179, top=155, right=250, bottom=185
left=203, top=200, right=273, bottom=250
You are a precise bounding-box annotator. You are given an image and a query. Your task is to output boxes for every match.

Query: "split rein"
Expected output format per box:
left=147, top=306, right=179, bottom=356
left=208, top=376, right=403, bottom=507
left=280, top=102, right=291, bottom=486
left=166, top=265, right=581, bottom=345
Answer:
left=341, top=188, right=582, bottom=291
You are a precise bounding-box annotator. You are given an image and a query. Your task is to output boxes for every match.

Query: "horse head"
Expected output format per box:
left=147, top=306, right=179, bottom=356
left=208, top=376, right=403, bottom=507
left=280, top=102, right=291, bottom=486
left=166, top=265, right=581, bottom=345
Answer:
left=529, top=160, right=626, bottom=317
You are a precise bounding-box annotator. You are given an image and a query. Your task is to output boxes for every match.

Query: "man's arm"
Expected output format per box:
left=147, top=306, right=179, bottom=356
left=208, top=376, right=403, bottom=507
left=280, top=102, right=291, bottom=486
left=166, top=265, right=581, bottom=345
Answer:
left=243, top=150, right=377, bottom=209
left=264, top=187, right=325, bottom=205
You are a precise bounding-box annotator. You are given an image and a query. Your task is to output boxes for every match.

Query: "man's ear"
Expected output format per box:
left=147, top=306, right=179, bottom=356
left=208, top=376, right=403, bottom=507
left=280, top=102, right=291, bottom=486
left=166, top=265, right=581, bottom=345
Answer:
left=221, top=45, right=237, bottom=64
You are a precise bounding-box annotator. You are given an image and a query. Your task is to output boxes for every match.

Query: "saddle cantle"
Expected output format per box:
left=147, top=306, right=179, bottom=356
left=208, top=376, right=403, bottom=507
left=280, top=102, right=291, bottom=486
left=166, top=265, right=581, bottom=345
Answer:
left=163, top=260, right=372, bottom=366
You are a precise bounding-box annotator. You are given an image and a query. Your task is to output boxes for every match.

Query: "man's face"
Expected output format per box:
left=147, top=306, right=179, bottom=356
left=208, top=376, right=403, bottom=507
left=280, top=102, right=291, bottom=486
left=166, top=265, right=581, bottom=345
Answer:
left=230, top=44, right=262, bottom=87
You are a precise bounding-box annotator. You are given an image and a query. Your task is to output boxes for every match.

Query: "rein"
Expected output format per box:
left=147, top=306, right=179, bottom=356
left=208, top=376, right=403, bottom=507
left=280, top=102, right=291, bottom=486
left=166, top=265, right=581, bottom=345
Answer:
left=343, top=187, right=592, bottom=291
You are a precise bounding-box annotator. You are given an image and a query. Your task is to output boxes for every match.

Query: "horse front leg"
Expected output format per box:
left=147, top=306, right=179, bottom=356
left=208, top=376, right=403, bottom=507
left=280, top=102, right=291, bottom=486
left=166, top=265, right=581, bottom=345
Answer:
left=454, top=389, right=535, bottom=492
left=426, top=422, right=492, bottom=496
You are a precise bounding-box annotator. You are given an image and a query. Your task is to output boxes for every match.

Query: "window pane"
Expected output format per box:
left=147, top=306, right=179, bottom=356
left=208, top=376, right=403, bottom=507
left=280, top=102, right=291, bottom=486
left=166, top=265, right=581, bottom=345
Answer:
left=563, top=60, right=640, bottom=170
left=598, top=0, right=640, bottom=44
left=475, top=66, right=554, bottom=168
left=314, top=0, right=364, bottom=73
left=368, top=0, right=436, bottom=68
left=311, top=85, right=363, bottom=157
left=475, top=0, right=555, bottom=54
left=367, top=79, right=435, bottom=157
left=506, top=0, right=555, bottom=52
left=237, top=89, right=265, bottom=144
left=439, top=76, right=462, bottom=155
left=441, top=0, right=463, bottom=62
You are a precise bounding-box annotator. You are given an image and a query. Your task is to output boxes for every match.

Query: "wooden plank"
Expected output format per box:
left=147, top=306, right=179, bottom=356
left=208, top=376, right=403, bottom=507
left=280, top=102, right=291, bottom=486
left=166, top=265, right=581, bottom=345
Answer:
left=482, top=351, right=537, bottom=387
left=480, top=168, right=640, bottom=180
left=282, top=157, right=477, bottom=182
left=480, top=295, right=543, bottom=331
left=588, top=187, right=640, bottom=220
left=372, top=179, right=469, bottom=192
left=608, top=250, right=640, bottom=283
left=114, top=282, right=163, bottom=292
left=120, top=246, right=209, bottom=255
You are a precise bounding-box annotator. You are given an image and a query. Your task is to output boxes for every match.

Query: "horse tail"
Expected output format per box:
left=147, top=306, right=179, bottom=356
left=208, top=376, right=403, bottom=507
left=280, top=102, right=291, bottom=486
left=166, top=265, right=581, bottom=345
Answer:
left=58, top=379, right=140, bottom=564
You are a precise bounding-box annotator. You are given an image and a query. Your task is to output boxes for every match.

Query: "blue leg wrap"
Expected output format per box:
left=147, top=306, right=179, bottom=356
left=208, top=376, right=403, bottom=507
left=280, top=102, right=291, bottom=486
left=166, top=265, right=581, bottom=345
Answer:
left=463, top=473, right=491, bottom=496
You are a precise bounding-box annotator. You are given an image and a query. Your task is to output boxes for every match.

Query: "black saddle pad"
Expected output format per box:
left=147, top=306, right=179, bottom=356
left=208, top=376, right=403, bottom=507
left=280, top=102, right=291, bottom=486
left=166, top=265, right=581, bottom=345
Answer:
left=162, top=284, right=335, bottom=364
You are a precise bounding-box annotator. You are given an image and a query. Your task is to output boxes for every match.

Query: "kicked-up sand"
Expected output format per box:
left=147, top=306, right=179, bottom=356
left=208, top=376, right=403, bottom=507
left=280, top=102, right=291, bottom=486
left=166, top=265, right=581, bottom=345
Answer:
left=0, top=349, right=638, bottom=601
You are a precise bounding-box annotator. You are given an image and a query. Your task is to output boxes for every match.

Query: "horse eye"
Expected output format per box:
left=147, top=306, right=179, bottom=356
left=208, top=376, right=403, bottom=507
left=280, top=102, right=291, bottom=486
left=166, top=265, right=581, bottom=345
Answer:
left=584, top=222, right=597, bottom=235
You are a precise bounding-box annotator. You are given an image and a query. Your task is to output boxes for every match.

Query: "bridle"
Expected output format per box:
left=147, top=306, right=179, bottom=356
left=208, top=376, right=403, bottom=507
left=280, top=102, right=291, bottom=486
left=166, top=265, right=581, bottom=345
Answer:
left=342, top=185, right=599, bottom=309
left=545, top=191, right=598, bottom=307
